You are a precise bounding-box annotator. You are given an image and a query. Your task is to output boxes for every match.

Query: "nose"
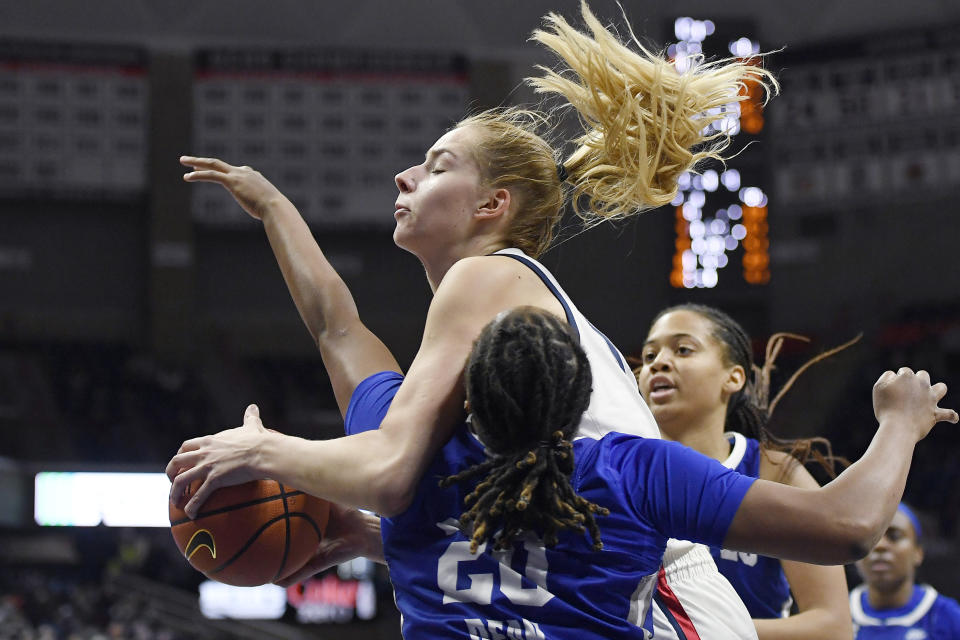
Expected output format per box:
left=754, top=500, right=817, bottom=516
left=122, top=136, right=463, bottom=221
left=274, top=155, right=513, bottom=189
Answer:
left=395, top=166, right=416, bottom=193
left=649, top=350, right=673, bottom=372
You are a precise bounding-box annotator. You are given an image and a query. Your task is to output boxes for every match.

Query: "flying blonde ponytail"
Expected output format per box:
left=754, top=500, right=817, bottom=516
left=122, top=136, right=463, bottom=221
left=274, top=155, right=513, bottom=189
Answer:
left=528, top=1, right=778, bottom=221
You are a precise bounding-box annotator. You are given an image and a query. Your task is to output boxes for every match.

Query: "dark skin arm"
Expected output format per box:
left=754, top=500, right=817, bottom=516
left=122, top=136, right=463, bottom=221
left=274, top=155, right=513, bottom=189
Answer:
left=752, top=452, right=852, bottom=639
left=724, top=368, right=956, bottom=565
left=180, top=156, right=400, bottom=411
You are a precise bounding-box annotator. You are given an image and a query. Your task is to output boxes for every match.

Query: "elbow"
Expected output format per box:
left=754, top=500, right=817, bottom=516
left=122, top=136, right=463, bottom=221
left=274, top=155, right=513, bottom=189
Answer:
left=315, top=320, right=358, bottom=352
left=818, top=609, right=855, bottom=640
left=371, top=477, right=415, bottom=517
left=834, top=615, right=856, bottom=640
left=837, top=515, right=882, bottom=564
left=366, top=459, right=418, bottom=517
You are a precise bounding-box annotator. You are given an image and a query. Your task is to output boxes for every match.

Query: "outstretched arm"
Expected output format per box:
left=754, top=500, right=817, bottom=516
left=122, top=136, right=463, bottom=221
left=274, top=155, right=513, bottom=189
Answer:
left=180, top=157, right=399, bottom=412
left=752, top=455, right=852, bottom=640
left=724, top=368, right=957, bottom=565
left=168, top=256, right=558, bottom=517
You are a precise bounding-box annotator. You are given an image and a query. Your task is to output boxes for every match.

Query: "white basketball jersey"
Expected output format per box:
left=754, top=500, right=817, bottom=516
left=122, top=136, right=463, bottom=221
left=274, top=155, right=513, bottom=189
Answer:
left=493, top=248, right=660, bottom=441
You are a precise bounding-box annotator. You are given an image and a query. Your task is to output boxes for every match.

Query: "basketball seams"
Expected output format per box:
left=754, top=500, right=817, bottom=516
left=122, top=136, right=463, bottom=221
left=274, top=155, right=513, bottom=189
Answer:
left=208, top=512, right=322, bottom=577
left=169, top=489, right=306, bottom=527
left=169, top=478, right=329, bottom=586
left=272, top=481, right=293, bottom=584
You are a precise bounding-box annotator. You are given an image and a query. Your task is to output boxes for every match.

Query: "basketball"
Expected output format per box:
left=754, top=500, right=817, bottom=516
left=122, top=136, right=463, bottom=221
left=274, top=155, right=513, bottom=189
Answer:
left=169, top=479, right=330, bottom=587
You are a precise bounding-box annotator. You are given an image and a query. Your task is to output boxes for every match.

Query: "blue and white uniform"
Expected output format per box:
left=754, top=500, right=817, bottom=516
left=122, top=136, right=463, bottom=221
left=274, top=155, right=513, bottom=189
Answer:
left=710, top=432, right=794, bottom=618
left=491, top=249, right=659, bottom=441
left=850, top=584, right=960, bottom=639
left=345, top=371, right=756, bottom=639
left=489, top=250, right=756, bottom=640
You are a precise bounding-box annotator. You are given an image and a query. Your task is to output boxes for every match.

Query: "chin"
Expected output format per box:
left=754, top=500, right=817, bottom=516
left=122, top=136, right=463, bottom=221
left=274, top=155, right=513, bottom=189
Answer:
left=392, top=228, right=422, bottom=258
left=392, top=225, right=411, bottom=249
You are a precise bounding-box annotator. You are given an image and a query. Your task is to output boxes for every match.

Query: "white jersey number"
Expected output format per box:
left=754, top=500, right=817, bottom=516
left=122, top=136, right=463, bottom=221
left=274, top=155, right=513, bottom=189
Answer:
left=719, top=548, right=758, bottom=567
left=436, top=520, right=554, bottom=607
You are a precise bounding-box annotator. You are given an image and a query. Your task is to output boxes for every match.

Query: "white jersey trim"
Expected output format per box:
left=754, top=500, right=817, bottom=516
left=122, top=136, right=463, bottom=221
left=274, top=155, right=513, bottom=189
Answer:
left=628, top=572, right=657, bottom=628
left=721, top=432, right=748, bottom=470
left=850, top=584, right=938, bottom=627
left=491, top=248, right=660, bottom=441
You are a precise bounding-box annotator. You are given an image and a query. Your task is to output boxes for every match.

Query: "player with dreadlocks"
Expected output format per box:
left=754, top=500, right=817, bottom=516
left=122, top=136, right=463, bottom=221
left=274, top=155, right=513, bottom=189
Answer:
left=439, top=306, right=607, bottom=553
left=169, top=2, right=776, bottom=636
left=164, top=2, right=956, bottom=636
left=332, top=305, right=953, bottom=639
left=635, top=304, right=861, bottom=639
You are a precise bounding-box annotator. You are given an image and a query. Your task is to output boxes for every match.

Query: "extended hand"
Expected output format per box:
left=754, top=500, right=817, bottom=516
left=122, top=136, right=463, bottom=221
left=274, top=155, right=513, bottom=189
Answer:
left=166, top=404, right=273, bottom=519
left=180, top=156, right=286, bottom=220
left=274, top=504, right=384, bottom=587
left=873, top=368, right=958, bottom=441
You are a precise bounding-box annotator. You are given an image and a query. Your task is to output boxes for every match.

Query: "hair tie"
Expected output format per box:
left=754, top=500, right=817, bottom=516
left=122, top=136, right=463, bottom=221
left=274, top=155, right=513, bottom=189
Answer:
left=556, top=163, right=568, bottom=183
left=538, top=430, right=571, bottom=451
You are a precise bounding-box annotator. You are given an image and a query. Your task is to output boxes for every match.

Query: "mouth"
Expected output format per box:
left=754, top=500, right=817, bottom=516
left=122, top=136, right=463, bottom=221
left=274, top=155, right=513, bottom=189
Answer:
left=394, top=205, right=411, bottom=219
left=866, top=559, right=893, bottom=572
left=647, top=377, right=676, bottom=402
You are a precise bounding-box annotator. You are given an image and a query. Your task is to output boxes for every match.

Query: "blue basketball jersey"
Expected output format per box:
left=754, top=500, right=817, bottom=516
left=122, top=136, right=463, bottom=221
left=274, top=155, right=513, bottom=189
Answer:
left=850, top=584, right=960, bottom=639
left=709, top=432, right=793, bottom=619
left=346, top=371, right=756, bottom=639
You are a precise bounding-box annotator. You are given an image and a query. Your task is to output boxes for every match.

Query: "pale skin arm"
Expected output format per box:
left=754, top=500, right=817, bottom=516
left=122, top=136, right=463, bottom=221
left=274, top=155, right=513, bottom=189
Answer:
left=180, top=157, right=399, bottom=412
left=167, top=256, right=560, bottom=518
left=752, top=453, right=852, bottom=640
left=723, top=368, right=957, bottom=565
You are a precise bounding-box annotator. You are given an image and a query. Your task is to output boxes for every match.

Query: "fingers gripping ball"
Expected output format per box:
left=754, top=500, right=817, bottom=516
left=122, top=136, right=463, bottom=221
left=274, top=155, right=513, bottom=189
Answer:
left=169, top=479, right=329, bottom=586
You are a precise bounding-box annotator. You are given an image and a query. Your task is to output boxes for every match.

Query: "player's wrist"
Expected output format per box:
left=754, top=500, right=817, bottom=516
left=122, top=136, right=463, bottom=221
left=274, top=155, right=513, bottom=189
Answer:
left=257, top=192, right=296, bottom=224
left=875, top=414, right=926, bottom=444
left=256, top=429, right=290, bottom=483
left=357, top=511, right=385, bottom=563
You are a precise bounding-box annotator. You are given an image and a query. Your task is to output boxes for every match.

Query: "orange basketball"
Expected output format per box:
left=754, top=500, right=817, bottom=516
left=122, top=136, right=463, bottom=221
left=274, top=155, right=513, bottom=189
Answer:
left=169, top=479, right=330, bottom=587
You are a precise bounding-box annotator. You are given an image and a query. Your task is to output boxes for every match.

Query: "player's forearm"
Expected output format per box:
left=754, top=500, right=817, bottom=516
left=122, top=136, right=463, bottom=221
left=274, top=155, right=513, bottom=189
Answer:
left=754, top=609, right=853, bottom=640
left=727, top=420, right=917, bottom=564
left=814, top=418, right=915, bottom=558
left=259, top=197, right=361, bottom=345
left=355, top=511, right=386, bottom=564
left=258, top=428, right=420, bottom=516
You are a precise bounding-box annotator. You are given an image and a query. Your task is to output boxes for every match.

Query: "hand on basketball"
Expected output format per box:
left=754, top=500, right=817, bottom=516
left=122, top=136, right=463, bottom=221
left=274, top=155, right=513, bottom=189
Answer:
left=167, top=404, right=273, bottom=519
left=274, top=504, right=384, bottom=587
left=180, top=156, right=286, bottom=221
left=872, top=368, right=957, bottom=441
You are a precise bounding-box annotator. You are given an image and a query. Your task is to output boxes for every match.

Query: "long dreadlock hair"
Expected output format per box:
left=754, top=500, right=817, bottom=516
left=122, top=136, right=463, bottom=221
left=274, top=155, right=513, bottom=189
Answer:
left=440, top=306, right=609, bottom=553
left=636, top=304, right=859, bottom=481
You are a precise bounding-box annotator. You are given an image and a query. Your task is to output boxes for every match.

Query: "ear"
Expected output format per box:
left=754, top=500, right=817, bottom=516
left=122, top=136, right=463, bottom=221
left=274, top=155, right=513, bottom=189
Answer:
left=913, top=543, right=925, bottom=569
left=475, top=187, right=511, bottom=221
left=723, top=364, right=747, bottom=395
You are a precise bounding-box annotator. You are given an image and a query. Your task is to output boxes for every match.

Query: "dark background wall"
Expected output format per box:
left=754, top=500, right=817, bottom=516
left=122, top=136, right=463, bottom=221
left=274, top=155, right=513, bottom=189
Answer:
left=0, top=1, right=958, bottom=635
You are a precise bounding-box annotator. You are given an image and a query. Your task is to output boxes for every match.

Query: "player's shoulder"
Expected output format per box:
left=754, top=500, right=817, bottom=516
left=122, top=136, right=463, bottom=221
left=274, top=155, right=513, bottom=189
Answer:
left=932, top=587, right=960, bottom=617
left=429, top=255, right=530, bottom=309
left=442, top=254, right=528, bottom=285
left=344, top=370, right=404, bottom=435
left=590, top=433, right=695, bottom=474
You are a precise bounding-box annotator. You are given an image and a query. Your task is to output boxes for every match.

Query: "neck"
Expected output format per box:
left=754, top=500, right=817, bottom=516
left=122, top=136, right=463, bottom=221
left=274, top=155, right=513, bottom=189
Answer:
left=418, top=237, right=511, bottom=293
left=866, top=579, right=915, bottom=611
left=658, top=406, right=731, bottom=463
